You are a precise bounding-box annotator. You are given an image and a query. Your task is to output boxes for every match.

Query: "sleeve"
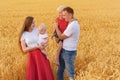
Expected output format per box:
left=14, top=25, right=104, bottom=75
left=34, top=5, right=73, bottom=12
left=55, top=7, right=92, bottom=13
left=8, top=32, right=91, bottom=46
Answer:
left=20, top=33, right=25, bottom=41
left=63, top=25, right=73, bottom=37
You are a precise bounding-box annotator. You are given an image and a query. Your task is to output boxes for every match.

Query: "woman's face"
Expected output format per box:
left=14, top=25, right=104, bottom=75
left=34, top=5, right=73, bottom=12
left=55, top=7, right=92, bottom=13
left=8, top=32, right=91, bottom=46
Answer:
left=30, top=19, right=35, bottom=31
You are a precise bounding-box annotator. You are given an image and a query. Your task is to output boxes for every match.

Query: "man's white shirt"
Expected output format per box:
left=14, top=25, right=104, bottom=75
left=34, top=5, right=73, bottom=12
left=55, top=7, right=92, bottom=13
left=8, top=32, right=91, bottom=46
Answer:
left=63, top=20, right=80, bottom=51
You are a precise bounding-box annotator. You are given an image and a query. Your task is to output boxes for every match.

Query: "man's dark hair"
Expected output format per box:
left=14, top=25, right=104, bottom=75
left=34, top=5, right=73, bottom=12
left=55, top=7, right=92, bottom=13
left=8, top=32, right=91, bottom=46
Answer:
left=63, top=7, right=74, bottom=15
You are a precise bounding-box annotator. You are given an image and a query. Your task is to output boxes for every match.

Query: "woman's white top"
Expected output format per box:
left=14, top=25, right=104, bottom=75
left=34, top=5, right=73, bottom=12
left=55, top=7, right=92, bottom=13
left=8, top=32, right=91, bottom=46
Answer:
left=37, top=33, right=48, bottom=45
left=20, top=28, right=39, bottom=48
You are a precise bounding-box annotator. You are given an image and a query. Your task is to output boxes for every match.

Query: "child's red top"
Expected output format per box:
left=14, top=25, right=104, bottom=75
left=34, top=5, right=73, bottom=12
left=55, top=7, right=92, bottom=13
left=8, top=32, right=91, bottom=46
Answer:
left=56, top=17, right=68, bottom=33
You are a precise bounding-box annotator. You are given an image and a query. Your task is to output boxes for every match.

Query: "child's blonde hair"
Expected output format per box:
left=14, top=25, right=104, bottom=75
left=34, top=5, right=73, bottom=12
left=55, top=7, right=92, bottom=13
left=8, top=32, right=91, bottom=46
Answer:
left=57, top=5, right=66, bottom=12
left=39, top=23, right=46, bottom=31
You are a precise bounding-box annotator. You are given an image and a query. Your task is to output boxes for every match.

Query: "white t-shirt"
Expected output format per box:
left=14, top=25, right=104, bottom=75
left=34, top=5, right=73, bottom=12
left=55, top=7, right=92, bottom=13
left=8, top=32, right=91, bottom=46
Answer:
left=20, top=28, right=39, bottom=48
left=37, top=33, right=48, bottom=45
left=63, top=20, right=80, bottom=51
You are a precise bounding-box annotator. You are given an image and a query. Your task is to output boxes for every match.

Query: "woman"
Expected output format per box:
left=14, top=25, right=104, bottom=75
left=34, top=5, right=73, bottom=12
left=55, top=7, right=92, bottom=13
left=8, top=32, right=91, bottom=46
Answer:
left=19, top=16, right=54, bottom=80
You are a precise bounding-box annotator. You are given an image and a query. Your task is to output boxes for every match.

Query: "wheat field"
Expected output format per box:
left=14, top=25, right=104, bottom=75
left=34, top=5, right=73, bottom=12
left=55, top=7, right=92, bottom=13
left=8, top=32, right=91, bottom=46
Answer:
left=0, top=0, right=120, bottom=80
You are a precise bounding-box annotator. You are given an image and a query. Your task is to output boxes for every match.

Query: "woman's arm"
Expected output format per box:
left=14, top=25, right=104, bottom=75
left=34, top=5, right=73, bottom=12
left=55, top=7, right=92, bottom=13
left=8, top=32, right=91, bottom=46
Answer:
left=21, top=40, right=40, bottom=53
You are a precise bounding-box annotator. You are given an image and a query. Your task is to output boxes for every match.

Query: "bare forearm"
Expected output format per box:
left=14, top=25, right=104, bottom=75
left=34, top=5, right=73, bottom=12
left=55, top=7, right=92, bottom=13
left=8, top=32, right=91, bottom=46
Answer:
left=23, top=46, right=38, bottom=53
left=21, top=40, right=40, bottom=53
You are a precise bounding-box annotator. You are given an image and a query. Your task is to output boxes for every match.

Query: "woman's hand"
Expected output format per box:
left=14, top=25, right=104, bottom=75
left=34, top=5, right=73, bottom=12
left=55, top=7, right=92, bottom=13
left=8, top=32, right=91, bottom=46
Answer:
left=21, top=40, right=39, bottom=53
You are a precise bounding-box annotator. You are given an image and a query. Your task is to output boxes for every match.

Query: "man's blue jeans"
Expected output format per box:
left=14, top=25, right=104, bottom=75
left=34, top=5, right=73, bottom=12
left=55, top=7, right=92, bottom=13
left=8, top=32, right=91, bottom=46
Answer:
left=57, top=48, right=77, bottom=80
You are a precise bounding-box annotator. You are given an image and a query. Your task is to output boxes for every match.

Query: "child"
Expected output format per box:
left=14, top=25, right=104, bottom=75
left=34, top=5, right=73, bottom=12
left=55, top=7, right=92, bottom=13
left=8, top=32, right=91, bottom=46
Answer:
left=38, top=24, right=49, bottom=60
left=52, top=6, right=68, bottom=66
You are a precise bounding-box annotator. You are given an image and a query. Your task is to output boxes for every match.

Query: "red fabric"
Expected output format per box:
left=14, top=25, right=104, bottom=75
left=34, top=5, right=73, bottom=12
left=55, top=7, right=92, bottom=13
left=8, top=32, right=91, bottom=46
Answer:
left=56, top=17, right=68, bottom=33
left=26, top=49, right=54, bottom=80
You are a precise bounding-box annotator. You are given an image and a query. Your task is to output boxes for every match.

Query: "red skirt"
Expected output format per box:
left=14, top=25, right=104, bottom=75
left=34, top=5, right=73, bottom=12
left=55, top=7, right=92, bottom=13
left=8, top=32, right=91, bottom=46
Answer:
left=26, top=49, right=54, bottom=80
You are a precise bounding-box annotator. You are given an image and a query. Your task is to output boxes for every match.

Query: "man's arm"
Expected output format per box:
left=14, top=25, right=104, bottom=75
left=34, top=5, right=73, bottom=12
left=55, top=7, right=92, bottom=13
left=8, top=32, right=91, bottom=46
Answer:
left=54, top=22, right=68, bottom=40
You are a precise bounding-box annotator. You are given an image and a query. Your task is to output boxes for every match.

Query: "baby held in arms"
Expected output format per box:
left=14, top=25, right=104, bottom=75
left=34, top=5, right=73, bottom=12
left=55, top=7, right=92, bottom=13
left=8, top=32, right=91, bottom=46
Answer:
left=37, top=24, right=49, bottom=60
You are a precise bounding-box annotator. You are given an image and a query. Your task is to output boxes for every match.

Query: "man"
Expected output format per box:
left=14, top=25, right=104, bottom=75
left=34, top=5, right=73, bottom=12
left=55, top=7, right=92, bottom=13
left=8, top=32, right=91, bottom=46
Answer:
left=54, top=7, right=80, bottom=80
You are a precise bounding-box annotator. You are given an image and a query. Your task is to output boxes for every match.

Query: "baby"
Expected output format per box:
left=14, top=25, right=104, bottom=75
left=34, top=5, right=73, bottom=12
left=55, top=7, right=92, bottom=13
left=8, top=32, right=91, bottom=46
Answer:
left=37, top=24, right=49, bottom=60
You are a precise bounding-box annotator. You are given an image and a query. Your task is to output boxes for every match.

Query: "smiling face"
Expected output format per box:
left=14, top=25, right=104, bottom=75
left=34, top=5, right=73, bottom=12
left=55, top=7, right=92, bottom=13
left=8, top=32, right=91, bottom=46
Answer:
left=39, top=28, right=45, bottom=34
left=57, top=6, right=66, bottom=18
left=62, top=7, right=74, bottom=22
left=29, top=19, right=35, bottom=31
left=23, top=16, right=35, bottom=32
left=38, top=25, right=46, bottom=34
left=62, top=10, right=72, bottom=22
left=58, top=11, right=63, bottom=18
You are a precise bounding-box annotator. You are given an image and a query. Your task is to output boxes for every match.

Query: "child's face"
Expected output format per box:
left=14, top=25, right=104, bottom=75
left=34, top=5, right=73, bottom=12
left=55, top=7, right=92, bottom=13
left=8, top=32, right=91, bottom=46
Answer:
left=58, top=11, right=63, bottom=18
left=39, top=27, right=46, bottom=34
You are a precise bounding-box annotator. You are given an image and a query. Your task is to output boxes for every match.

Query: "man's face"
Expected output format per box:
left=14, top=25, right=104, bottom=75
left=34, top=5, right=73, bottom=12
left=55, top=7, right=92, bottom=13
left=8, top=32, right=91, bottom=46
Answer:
left=62, top=11, right=69, bottom=21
